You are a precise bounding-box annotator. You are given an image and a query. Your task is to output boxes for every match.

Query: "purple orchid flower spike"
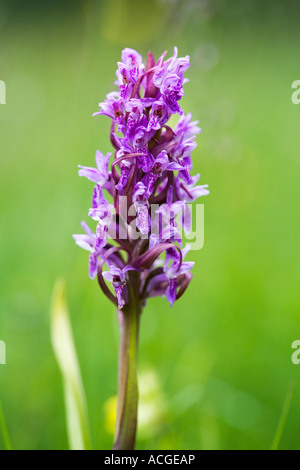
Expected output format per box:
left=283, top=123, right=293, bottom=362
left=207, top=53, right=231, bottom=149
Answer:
left=73, top=47, right=209, bottom=451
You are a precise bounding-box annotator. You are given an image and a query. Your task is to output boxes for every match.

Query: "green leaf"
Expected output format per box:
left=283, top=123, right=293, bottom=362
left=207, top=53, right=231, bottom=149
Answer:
left=50, top=279, right=91, bottom=450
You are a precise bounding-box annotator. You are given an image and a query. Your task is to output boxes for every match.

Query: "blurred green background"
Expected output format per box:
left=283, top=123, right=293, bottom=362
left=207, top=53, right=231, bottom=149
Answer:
left=1, top=0, right=300, bottom=450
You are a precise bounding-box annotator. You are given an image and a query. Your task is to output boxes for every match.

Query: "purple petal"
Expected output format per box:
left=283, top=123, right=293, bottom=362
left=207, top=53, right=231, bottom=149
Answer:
left=89, top=252, right=98, bottom=279
left=73, top=234, right=94, bottom=252
left=122, top=265, right=138, bottom=275
left=81, top=221, right=95, bottom=237
left=115, top=285, right=125, bottom=310
left=180, top=204, right=192, bottom=233
left=166, top=278, right=177, bottom=306
left=121, top=48, right=143, bottom=68
left=78, top=166, right=101, bottom=183
left=167, top=162, right=185, bottom=171
left=102, top=271, right=114, bottom=283
left=95, top=150, right=111, bottom=172
left=140, top=97, right=155, bottom=107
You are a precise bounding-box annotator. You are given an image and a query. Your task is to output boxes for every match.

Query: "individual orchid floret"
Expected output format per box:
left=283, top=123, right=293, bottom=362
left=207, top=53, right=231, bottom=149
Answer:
left=167, top=136, right=196, bottom=184
left=153, top=47, right=190, bottom=115
left=171, top=134, right=197, bottom=160
left=94, top=92, right=126, bottom=133
left=133, top=182, right=150, bottom=236
left=73, top=221, right=106, bottom=279
left=121, top=48, right=143, bottom=69
left=115, top=158, right=133, bottom=192
left=167, top=157, right=193, bottom=185
left=78, top=150, right=111, bottom=186
left=73, top=221, right=96, bottom=253
left=153, top=47, right=189, bottom=87
left=88, top=185, right=114, bottom=252
left=89, top=185, right=112, bottom=221
left=174, top=112, right=201, bottom=140
left=143, top=244, right=194, bottom=306
left=147, top=98, right=169, bottom=132
left=164, top=245, right=194, bottom=306
left=102, top=265, right=137, bottom=310
left=116, top=49, right=144, bottom=100
left=167, top=47, right=190, bottom=79
left=143, top=150, right=169, bottom=199
left=175, top=174, right=209, bottom=203
left=125, top=99, right=146, bottom=140
left=174, top=175, right=209, bottom=234
left=155, top=186, right=184, bottom=245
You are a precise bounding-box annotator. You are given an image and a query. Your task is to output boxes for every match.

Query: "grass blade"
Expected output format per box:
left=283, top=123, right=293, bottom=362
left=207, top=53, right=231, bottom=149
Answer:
left=271, top=381, right=295, bottom=450
left=0, top=401, right=12, bottom=450
left=50, top=279, right=91, bottom=450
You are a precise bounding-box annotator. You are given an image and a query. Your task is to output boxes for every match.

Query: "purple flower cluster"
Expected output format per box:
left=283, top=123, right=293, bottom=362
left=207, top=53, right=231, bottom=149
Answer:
left=73, top=48, right=208, bottom=309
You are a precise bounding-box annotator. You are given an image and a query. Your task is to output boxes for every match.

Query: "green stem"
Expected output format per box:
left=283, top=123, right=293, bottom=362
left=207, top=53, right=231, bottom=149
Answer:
left=113, top=277, right=141, bottom=450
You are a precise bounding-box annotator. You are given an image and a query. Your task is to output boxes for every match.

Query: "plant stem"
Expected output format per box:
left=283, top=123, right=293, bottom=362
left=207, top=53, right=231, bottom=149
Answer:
left=113, top=277, right=141, bottom=450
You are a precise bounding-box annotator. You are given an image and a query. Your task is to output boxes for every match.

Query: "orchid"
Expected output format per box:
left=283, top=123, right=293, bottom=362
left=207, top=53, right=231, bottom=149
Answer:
left=74, top=47, right=208, bottom=450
